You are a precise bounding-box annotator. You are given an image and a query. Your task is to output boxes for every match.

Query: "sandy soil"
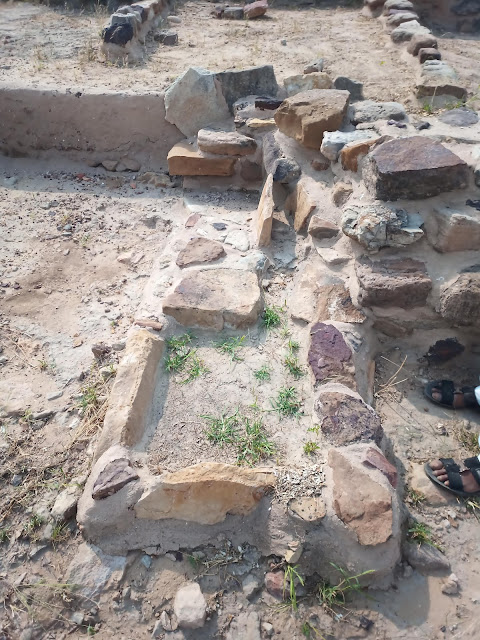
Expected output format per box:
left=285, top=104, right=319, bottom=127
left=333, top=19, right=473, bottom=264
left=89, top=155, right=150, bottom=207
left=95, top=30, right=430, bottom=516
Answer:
left=0, top=0, right=478, bottom=106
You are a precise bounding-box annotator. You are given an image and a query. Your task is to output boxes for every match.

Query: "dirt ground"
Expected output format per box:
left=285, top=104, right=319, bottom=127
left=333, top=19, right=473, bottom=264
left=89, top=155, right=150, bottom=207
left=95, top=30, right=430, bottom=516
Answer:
left=2, top=1, right=480, bottom=639
left=1, top=0, right=479, bottom=107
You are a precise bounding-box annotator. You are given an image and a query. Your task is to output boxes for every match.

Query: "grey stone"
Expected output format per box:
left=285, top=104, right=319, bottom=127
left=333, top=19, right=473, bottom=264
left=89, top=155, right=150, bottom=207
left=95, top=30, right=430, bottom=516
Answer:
left=416, top=61, right=467, bottom=99
left=66, top=542, right=127, bottom=599
left=92, top=457, right=139, bottom=500
left=224, top=6, right=244, bottom=18
left=165, top=67, right=230, bottom=137
left=11, top=474, right=23, bottom=486
left=225, top=229, right=250, bottom=251
left=141, top=554, right=153, bottom=569
left=342, top=204, right=423, bottom=251
left=71, top=611, right=84, bottom=625
left=226, top=612, right=261, bottom=640
left=390, top=20, right=431, bottom=43
left=442, top=573, right=459, bottom=595
left=403, top=542, right=450, bottom=573
left=154, top=29, right=178, bottom=45
left=47, top=390, right=63, bottom=401
left=350, top=100, right=406, bottom=124
left=384, top=0, right=414, bottom=10
left=51, top=486, right=80, bottom=521
left=386, top=11, right=419, bottom=26
left=284, top=72, right=333, bottom=96
left=174, top=582, right=206, bottom=629
left=407, top=33, right=438, bottom=55
left=216, top=65, right=278, bottom=112
left=333, top=76, right=364, bottom=102
left=242, top=574, right=261, bottom=599
left=262, top=132, right=301, bottom=183
left=439, top=273, right=480, bottom=326
left=438, top=108, right=479, bottom=127
left=418, top=47, right=441, bottom=63
left=304, top=58, right=324, bottom=74
left=320, top=130, right=374, bottom=161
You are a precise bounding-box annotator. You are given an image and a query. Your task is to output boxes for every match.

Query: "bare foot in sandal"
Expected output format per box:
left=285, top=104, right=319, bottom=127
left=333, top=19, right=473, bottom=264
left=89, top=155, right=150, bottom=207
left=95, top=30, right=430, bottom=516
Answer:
left=428, top=459, right=480, bottom=494
left=425, top=380, right=479, bottom=409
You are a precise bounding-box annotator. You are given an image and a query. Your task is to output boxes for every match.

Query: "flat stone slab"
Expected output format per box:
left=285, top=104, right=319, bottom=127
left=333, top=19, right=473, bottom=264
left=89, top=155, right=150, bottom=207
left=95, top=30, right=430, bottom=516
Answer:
left=390, top=19, right=430, bottom=42
left=356, top=257, right=432, bottom=308
left=416, top=60, right=467, bottom=100
left=135, top=462, right=275, bottom=524
left=308, top=322, right=354, bottom=385
left=350, top=100, right=406, bottom=124
left=284, top=72, right=333, bottom=96
left=162, top=268, right=262, bottom=329
left=439, top=272, right=480, bottom=326
left=176, top=237, right=226, bottom=267
left=197, top=129, right=257, bottom=156
left=253, top=174, right=274, bottom=246
left=363, top=136, right=469, bottom=200
left=425, top=205, right=480, bottom=253
left=438, top=108, right=479, bottom=127
left=168, top=141, right=236, bottom=176
left=274, top=89, right=350, bottom=149
left=92, top=457, right=139, bottom=500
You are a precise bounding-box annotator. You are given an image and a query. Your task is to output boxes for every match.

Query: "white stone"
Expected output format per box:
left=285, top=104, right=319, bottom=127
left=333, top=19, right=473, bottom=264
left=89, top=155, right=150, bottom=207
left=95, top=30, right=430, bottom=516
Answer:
left=174, top=582, right=206, bottom=629
left=320, top=130, right=374, bottom=161
left=224, top=229, right=250, bottom=252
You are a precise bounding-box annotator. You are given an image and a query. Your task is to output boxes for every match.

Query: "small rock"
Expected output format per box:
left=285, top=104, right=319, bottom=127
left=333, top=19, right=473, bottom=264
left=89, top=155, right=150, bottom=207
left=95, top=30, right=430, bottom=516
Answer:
left=47, top=391, right=63, bottom=401
left=51, top=486, right=79, bottom=521
left=224, top=6, right=244, bottom=19
left=438, top=108, right=478, bottom=127
left=403, top=542, right=450, bottom=573
left=334, top=76, right=364, bottom=101
left=225, top=229, right=250, bottom=251
left=11, top=474, right=23, bottom=487
left=141, top=554, right=153, bottom=569
left=154, top=29, right=178, bottom=45
left=92, top=457, right=139, bottom=500
left=284, top=541, right=303, bottom=564
left=174, top=582, right=207, bottom=629
left=212, top=222, right=227, bottom=230
left=244, top=0, right=268, bottom=19
left=304, top=58, right=324, bottom=74
left=418, top=47, right=441, bottom=63
left=407, top=33, right=438, bottom=55
left=332, top=182, right=353, bottom=207
left=71, top=611, right=84, bottom=625
left=442, top=573, right=459, bottom=595
left=242, top=574, right=261, bottom=599
left=102, top=160, right=118, bottom=172
left=308, top=215, right=338, bottom=239
left=264, top=571, right=284, bottom=599
left=262, top=622, right=275, bottom=637
left=284, top=72, right=333, bottom=96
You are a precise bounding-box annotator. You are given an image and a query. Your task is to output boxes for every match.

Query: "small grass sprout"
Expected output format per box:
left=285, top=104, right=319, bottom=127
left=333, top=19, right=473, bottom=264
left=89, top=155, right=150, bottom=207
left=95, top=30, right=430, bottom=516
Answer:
left=237, top=417, right=275, bottom=466
left=317, top=563, right=374, bottom=613
left=165, top=332, right=207, bottom=383
left=216, top=335, right=246, bottom=362
left=0, top=528, right=10, bottom=544
left=203, top=412, right=240, bottom=446
left=271, top=387, right=302, bottom=417
left=284, top=565, right=304, bottom=611
left=254, top=365, right=270, bottom=382
left=407, top=521, right=442, bottom=550
left=284, top=354, right=304, bottom=379
left=406, top=487, right=426, bottom=508
left=263, top=306, right=282, bottom=330
left=50, top=522, right=70, bottom=548
left=303, top=441, right=319, bottom=455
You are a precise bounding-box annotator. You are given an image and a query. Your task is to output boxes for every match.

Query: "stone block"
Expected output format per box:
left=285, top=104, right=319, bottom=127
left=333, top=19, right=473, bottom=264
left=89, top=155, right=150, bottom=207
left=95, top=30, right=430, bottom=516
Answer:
left=416, top=60, right=467, bottom=100
left=321, top=129, right=374, bottom=162
left=390, top=19, right=431, bottom=42
left=363, top=136, right=469, bottom=200
left=274, top=89, right=350, bottom=150
left=197, top=129, right=257, bottom=156
left=262, top=132, right=301, bottom=184
left=356, top=257, right=432, bottom=308
left=407, top=33, right=438, bottom=55
left=308, top=215, right=338, bottom=239
left=418, top=47, right=441, bottom=63
left=439, top=272, right=480, bottom=326
left=174, top=583, right=206, bottom=629
left=425, top=205, right=480, bottom=252
left=333, top=76, right=364, bottom=101
left=349, top=100, right=406, bottom=124
left=176, top=237, right=226, bottom=267
left=284, top=178, right=317, bottom=231
left=386, top=11, right=419, bottom=26
left=438, top=107, right=478, bottom=127
left=340, top=136, right=383, bottom=171
left=308, top=323, right=354, bottom=385
left=168, top=141, right=236, bottom=176
left=135, top=462, right=275, bottom=524
left=316, top=284, right=365, bottom=323
left=216, top=65, right=278, bottom=111
left=162, top=268, right=262, bottom=330
left=244, top=0, right=268, bottom=18
left=254, top=174, right=274, bottom=246
left=284, top=72, right=333, bottom=96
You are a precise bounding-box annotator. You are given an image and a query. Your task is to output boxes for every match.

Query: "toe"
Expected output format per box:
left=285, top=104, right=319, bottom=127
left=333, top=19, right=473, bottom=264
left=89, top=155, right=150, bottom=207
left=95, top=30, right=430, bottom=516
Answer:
left=430, top=460, right=445, bottom=471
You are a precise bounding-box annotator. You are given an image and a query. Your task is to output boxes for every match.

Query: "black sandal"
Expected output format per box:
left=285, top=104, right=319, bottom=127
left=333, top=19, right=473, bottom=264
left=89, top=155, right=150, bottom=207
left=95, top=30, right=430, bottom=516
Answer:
left=424, top=380, right=478, bottom=409
left=424, top=458, right=480, bottom=498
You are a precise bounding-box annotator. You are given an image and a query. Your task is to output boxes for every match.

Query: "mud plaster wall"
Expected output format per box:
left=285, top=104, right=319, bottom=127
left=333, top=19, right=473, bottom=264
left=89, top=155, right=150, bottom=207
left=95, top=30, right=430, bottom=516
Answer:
left=0, top=86, right=184, bottom=167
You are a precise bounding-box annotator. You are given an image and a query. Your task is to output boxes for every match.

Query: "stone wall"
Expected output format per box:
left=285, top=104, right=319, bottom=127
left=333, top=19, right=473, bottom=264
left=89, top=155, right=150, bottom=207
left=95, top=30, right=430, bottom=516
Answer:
left=416, top=0, right=480, bottom=32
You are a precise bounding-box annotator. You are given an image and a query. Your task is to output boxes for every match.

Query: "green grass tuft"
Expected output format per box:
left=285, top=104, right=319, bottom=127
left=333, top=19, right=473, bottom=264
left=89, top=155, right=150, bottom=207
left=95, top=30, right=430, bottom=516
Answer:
left=216, top=335, right=246, bottom=362
left=165, top=333, right=208, bottom=383
left=303, top=441, right=319, bottom=455
left=254, top=365, right=271, bottom=382
left=263, top=306, right=282, bottom=330
left=271, top=387, right=302, bottom=417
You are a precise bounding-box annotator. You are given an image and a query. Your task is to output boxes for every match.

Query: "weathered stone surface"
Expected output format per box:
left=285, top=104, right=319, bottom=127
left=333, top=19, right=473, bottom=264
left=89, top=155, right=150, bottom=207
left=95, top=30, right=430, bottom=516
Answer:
left=240, top=158, right=263, bottom=182
left=164, top=67, right=230, bottom=137
left=391, top=19, right=431, bottom=42
left=316, top=384, right=383, bottom=446
left=416, top=61, right=467, bottom=99
left=425, top=205, right=480, bottom=252
left=407, top=33, right=438, bottom=55
left=154, top=28, right=178, bottom=44
left=308, top=323, right=354, bottom=385
left=384, top=0, right=414, bottom=11
left=442, top=573, right=459, bottom=595
left=92, top=457, right=139, bottom=500
left=174, top=583, right=206, bottom=629
left=332, top=181, right=353, bottom=207
left=403, top=542, right=450, bottom=573
left=316, top=284, right=365, bottom=323
left=308, top=215, right=339, bottom=239
left=284, top=179, right=317, bottom=231
left=439, top=273, right=480, bottom=326
left=438, top=107, right=479, bottom=127
left=290, top=262, right=320, bottom=323
left=362, top=447, right=398, bottom=488
left=288, top=496, right=326, bottom=522
left=284, top=72, right=333, bottom=96
left=162, top=269, right=262, bottom=330
left=51, top=487, right=80, bottom=521
left=95, top=331, right=165, bottom=460
left=176, top=237, right=226, bottom=267
left=418, top=47, right=441, bottom=63
left=329, top=448, right=393, bottom=545
left=66, top=542, right=127, bottom=598
left=274, top=90, right=350, bottom=149
left=135, top=462, right=275, bottom=524
left=197, top=129, right=257, bottom=156
left=320, top=130, right=374, bottom=162
left=264, top=571, right=284, bottom=599
left=340, top=136, right=383, bottom=172
left=225, top=229, right=250, bottom=251
left=168, top=141, right=236, bottom=177
left=342, top=204, right=423, bottom=251
left=226, top=612, right=261, bottom=640
left=363, top=137, right=469, bottom=200
left=254, top=174, right=274, bottom=246
left=244, top=0, right=268, bottom=18
left=224, top=6, right=244, bottom=18
left=333, top=76, right=364, bottom=102
left=262, top=132, right=301, bottom=184
left=304, top=58, right=324, bottom=74
left=216, top=65, right=278, bottom=111
left=356, top=258, right=432, bottom=308
left=386, top=10, right=419, bottom=26
left=350, top=100, right=406, bottom=124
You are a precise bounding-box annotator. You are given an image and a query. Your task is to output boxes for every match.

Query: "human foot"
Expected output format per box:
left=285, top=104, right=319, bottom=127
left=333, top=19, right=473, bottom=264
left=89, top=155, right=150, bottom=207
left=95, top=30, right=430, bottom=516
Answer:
left=428, top=459, right=480, bottom=493
left=424, top=380, right=479, bottom=409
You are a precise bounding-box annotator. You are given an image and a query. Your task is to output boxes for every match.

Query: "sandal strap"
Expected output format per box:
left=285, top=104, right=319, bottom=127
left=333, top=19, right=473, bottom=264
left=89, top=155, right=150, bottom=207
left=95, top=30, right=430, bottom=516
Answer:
left=435, top=381, right=455, bottom=405
left=439, top=458, right=461, bottom=473
left=471, top=467, right=480, bottom=486
left=464, top=456, right=480, bottom=469
left=445, top=470, right=464, bottom=492
left=460, top=387, right=478, bottom=407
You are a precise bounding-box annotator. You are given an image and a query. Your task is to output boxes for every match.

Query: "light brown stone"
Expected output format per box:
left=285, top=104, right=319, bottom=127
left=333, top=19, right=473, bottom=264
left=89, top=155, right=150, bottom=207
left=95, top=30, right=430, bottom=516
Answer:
left=197, top=129, right=257, bottom=156
left=167, top=141, right=236, bottom=176
left=290, top=262, right=320, bottom=323
left=135, top=462, right=275, bottom=524
left=317, top=284, right=365, bottom=323
left=254, top=174, right=274, bottom=246
left=425, top=206, right=480, bottom=253
left=341, top=137, right=383, bottom=172
left=274, top=89, right=350, bottom=150
left=176, top=237, right=226, bottom=267
left=329, top=448, right=393, bottom=546
left=284, top=179, right=317, bottom=231
left=162, top=268, right=262, bottom=330
left=284, top=72, right=333, bottom=96
left=332, top=182, right=353, bottom=207
left=288, top=496, right=326, bottom=522
left=308, top=215, right=338, bottom=239
left=95, top=330, right=165, bottom=460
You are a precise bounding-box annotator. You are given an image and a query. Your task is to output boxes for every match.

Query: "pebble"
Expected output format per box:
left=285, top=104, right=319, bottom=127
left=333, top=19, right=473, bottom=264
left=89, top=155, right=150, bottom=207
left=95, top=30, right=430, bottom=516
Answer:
left=47, top=391, right=63, bottom=401
left=141, top=554, right=153, bottom=569
left=71, top=611, right=84, bottom=625
left=281, top=39, right=287, bottom=45
left=0, top=356, right=8, bottom=365
left=63, top=249, right=70, bottom=256
left=11, top=474, right=23, bottom=486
